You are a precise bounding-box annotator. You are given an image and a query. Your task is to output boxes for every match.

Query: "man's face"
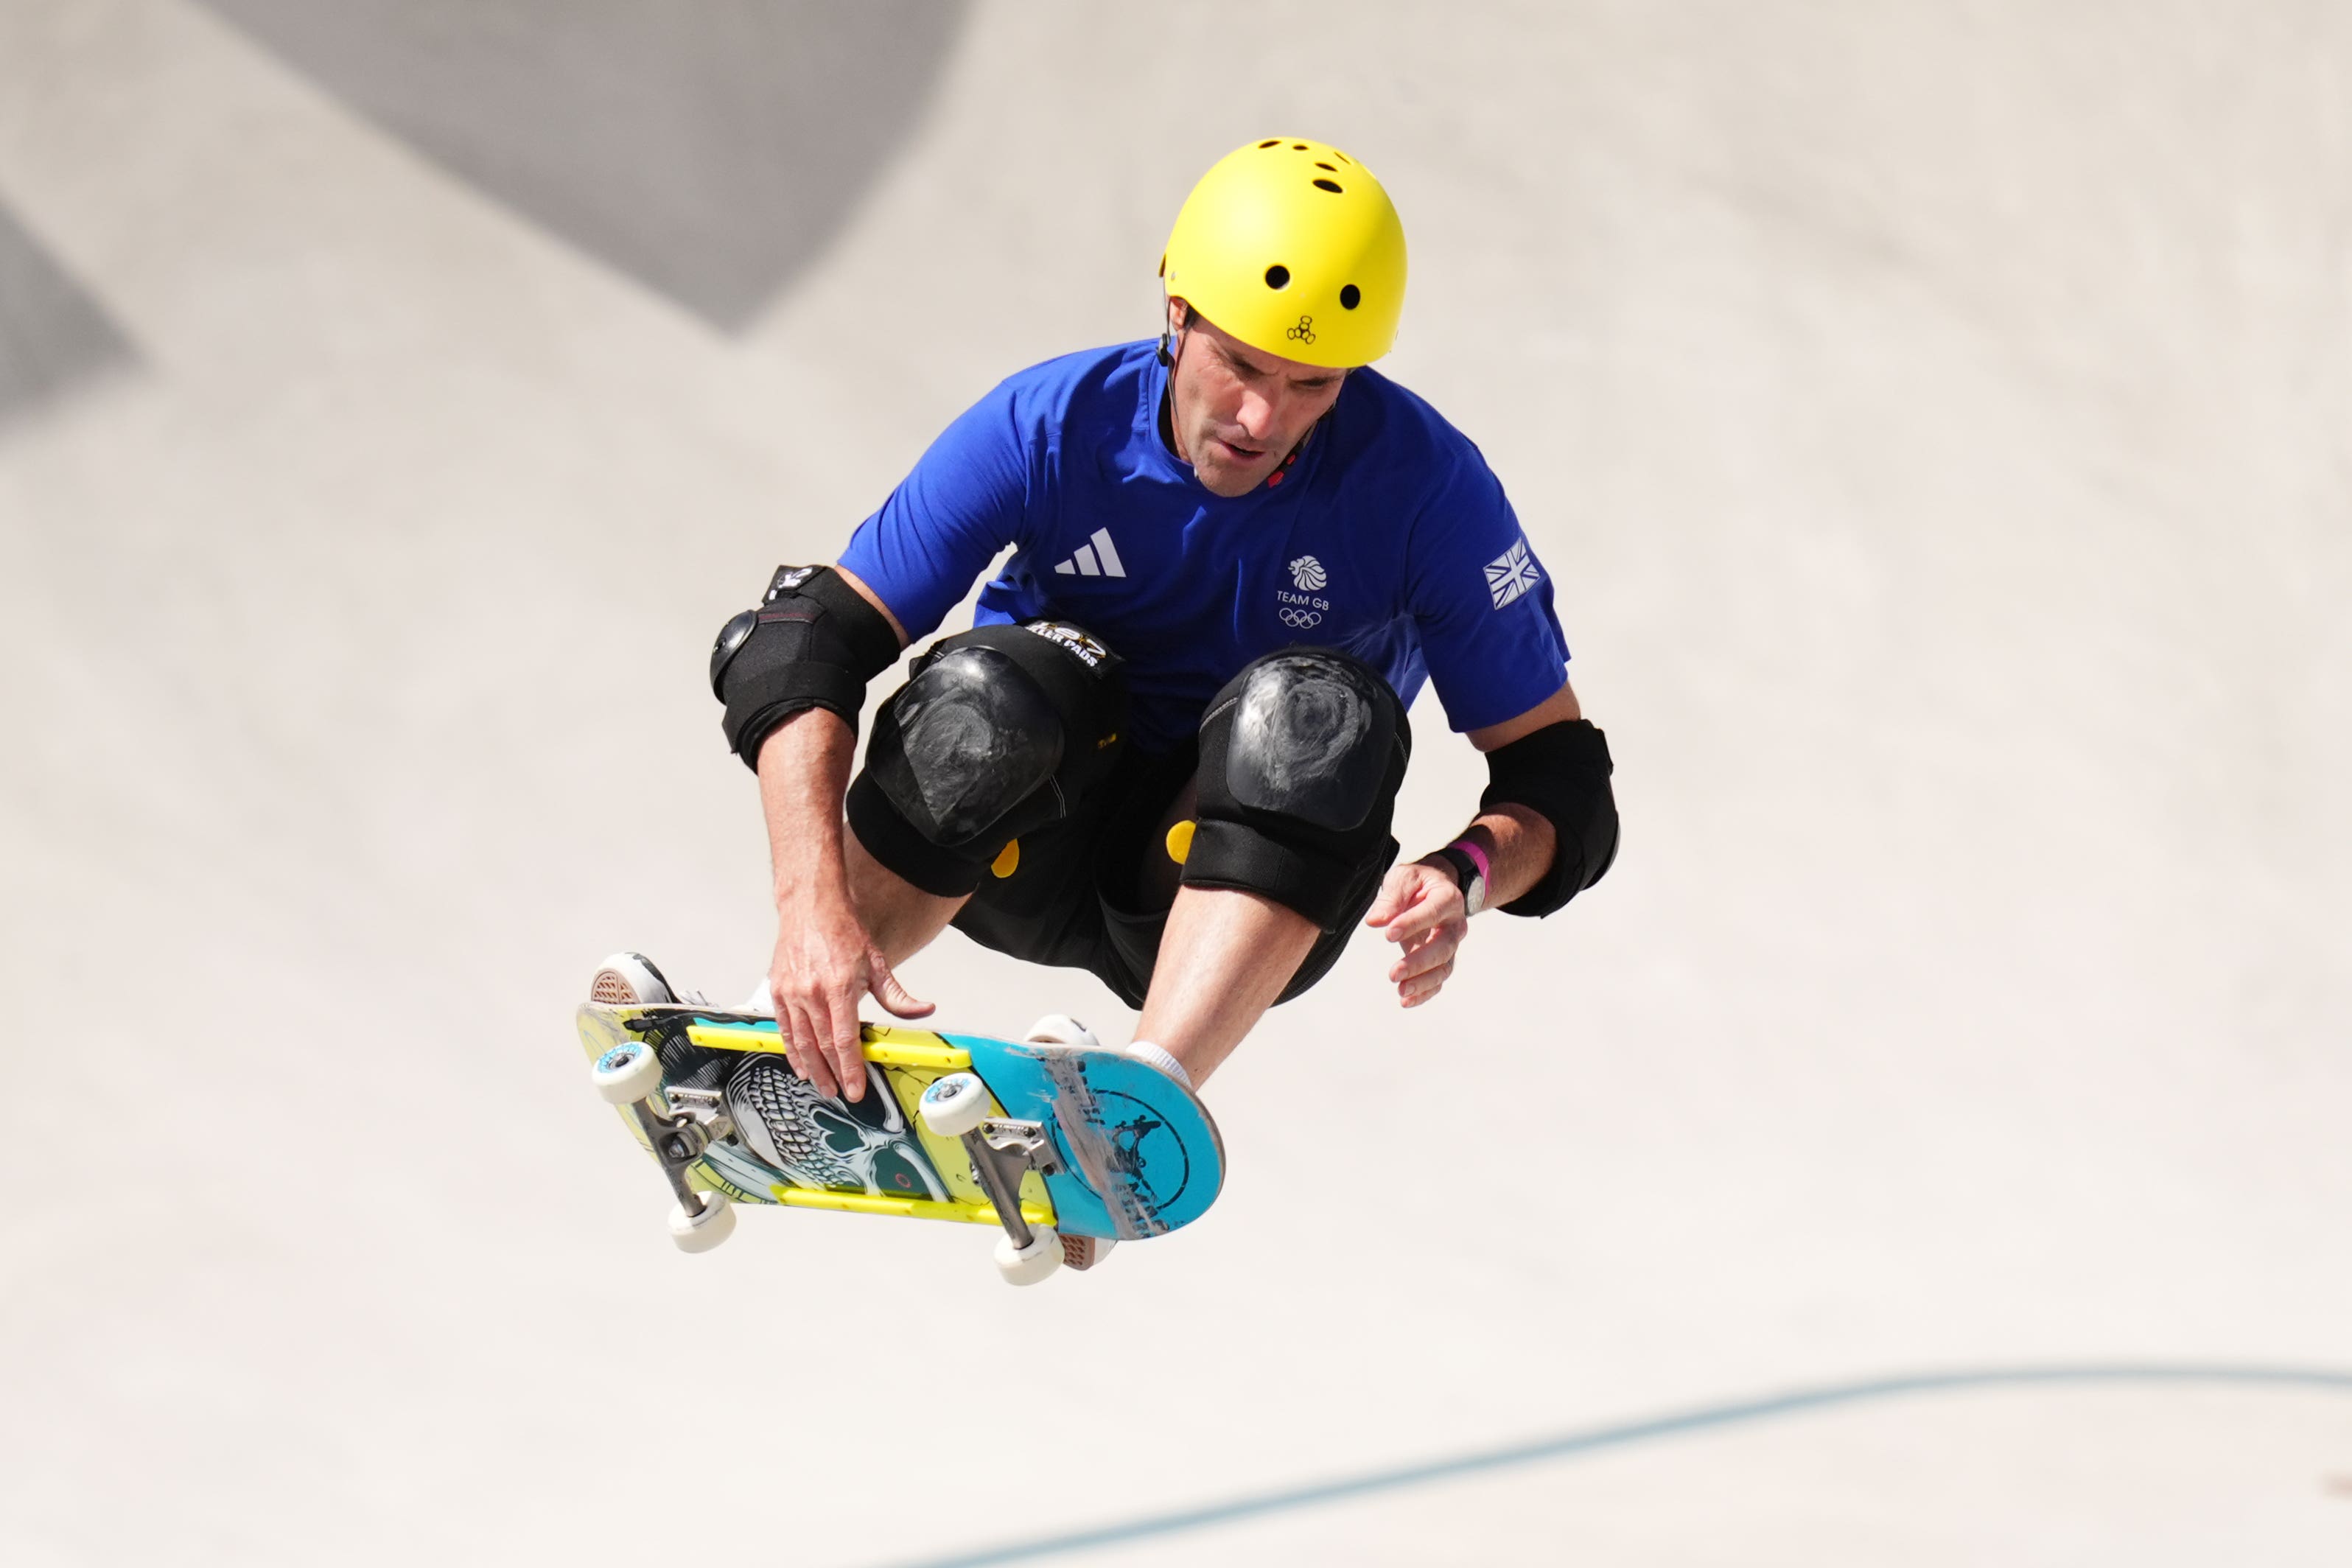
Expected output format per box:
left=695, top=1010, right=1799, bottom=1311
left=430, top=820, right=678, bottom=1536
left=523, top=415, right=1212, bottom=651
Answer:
left=1164, top=299, right=1348, bottom=497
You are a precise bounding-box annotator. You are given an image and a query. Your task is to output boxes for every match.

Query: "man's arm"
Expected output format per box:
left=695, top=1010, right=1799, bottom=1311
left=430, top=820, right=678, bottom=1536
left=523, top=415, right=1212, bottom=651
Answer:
left=746, top=567, right=924, bottom=1102
left=722, top=368, right=1032, bottom=1091
left=1362, top=680, right=1609, bottom=1007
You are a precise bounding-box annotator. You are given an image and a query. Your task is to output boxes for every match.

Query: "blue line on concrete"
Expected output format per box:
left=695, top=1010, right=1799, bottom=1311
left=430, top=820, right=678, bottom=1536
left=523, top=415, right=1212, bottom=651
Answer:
left=877, top=1364, right=2352, bottom=1568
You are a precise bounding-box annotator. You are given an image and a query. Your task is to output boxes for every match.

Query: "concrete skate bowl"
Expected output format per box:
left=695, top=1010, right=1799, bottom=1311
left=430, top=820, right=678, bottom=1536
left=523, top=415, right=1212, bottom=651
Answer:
left=196, top=0, right=970, bottom=331
left=0, top=203, right=138, bottom=431
left=881, top=1365, right=2352, bottom=1567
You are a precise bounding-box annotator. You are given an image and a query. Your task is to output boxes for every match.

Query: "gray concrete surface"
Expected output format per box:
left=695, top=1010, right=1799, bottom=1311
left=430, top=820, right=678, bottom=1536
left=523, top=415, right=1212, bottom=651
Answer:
left=1, top=3, right=2348, bottom=1564
left=194, top=0, right=969, bottom=329
left=0, top=202, right=136, bottom=428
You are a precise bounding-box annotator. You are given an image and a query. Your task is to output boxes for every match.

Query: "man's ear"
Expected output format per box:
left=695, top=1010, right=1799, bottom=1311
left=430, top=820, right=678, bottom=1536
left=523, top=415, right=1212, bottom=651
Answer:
left=1158, top=296, right=1194, bottom=368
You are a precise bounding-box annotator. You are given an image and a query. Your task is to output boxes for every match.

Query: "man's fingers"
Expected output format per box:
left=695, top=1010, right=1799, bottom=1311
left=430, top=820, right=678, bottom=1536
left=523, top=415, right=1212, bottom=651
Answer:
left=784, top=1000, right=825, bottom=1093
left=1384, top=925, right=1437, bottom=981
left=1362, top=867, right=1418, bottom=928
left=867, top=953, right=936, bottom=1020
left=1382, top=889, right=1457, bottom=945
left=786, top=998, right=841, bottom=1098
left=805, top=988, right=860, bottom=1103
left=1398, top=959, right=1455, bottom=1007
left=777, top=1003, right=806, bottom=1079
left=1387, top=931, right=1460, bottom=984
left=775, top=993, right=804, bottom=1067
left=826, top=986, right=866, bottom=1102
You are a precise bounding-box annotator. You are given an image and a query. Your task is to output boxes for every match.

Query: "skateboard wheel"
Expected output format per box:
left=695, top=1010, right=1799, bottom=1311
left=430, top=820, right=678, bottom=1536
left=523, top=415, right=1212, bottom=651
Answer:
left=1021, top=1013, right=1100, bottom=1050
left=667, top=1191, right=735, bottom=1253
left=995, top=1225, right=1063, bottom=1286
left=591, top=1040, right=665, bottom=1105
left=919, top=1072, right=993, bottom=1138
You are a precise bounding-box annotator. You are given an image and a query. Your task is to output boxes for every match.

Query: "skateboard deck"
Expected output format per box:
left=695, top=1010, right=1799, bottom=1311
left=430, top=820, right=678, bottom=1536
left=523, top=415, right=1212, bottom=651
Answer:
left=578, top=1003, right=1223, bottom=1245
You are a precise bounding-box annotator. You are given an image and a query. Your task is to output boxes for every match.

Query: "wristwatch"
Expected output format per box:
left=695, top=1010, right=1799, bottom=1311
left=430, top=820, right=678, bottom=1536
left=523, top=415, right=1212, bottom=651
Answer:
left=1425, top=841, right=1489, bottom=916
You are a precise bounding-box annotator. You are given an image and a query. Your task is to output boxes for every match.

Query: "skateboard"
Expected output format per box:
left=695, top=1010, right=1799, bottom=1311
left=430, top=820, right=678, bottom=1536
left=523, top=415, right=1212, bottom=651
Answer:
left=577, top=1003, right=1224, bottom=1284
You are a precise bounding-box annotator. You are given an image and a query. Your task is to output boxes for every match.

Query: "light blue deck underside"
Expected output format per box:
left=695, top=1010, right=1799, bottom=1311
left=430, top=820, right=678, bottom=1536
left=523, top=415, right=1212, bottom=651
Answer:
left=952, top=1034, right=1224, bottom=1240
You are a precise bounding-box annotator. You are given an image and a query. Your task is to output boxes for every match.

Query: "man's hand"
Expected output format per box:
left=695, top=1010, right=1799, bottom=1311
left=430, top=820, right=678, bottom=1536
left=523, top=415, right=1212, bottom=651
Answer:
left=1362, top=859, right=1471, bottom=1008
left=766, top=888, right=933, bottom=1101
left=1364, top=682, right=1585, bottom=1009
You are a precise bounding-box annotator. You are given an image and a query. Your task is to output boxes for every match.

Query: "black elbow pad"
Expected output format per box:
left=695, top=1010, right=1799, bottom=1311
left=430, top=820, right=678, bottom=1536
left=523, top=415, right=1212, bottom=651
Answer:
left=710, top=565, right=902, bottom=767
left=1480, top=718, right=1619, bottom=917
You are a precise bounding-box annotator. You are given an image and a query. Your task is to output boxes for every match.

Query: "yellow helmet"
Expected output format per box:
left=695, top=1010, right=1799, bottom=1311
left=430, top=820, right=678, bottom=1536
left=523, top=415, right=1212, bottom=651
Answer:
left=1160, top=137, right=1407, bottom=370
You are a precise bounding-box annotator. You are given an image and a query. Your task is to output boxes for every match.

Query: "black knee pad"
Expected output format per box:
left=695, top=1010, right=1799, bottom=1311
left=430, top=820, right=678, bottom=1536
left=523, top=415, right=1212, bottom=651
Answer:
left=1184, top=648, right=1411, bottom=930
left=846, top=622, right=1125, bottom=897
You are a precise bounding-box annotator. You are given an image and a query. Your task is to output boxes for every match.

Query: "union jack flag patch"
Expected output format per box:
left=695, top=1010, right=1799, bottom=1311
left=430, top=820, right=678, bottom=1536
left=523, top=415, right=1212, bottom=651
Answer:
left=1484, top=538, right=1541, bottom=609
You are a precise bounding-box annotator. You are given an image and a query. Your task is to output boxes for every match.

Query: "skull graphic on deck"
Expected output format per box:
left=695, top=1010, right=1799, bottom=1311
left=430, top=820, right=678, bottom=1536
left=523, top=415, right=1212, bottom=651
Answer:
left=724, top=1055, right=948, bottom=1201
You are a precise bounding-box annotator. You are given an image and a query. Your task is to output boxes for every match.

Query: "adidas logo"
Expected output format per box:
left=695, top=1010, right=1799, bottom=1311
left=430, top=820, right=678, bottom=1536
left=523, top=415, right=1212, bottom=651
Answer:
left=1051, top=528, right=1127, bottom=579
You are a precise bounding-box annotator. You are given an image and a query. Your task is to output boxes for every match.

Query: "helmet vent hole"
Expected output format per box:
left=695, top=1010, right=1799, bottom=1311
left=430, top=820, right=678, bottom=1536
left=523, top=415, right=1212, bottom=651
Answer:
left=1340, top=284, right=1361, bottom=310
left=1315, top=161, right=1337, bottom=171
left=1264, top=265, right=1292, bottom=290
left=1258, top=139, right=1281, bottom=149
left=1334, top=152, right=1352, bottom=164
left=1292, top=143, right=1308, bottom=150
left=1312, top=178, right=1343, bottom=194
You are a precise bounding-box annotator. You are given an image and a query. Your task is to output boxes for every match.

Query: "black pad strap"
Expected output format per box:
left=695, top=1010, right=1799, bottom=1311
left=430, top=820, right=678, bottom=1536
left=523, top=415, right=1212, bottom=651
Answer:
left=711, top=565, right=902, bottom=768
left=1183, top=822, right=1344, bottom=926
left=794, top=566, right=902, bottom=666
left=1479, top=718, right=1618, bottom=917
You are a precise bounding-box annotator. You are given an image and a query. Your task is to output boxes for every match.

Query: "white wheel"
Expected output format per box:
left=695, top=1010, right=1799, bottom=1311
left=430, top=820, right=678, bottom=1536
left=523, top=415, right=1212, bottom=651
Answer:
left=920, top=1072, right=993, bottom=1138
left=591, top=1039, right=665, bottom=1105
left=1021, top=1012, right=1100, bottom=1051
left=995, top=1225, right=1063, bottom=1286
left=668, top=1191, right=735, bottom=1253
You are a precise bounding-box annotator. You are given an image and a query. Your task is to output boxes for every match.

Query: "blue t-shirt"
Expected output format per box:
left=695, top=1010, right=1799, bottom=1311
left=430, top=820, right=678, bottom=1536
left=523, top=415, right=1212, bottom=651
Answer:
left=839, top=340, right=1569, bottom=755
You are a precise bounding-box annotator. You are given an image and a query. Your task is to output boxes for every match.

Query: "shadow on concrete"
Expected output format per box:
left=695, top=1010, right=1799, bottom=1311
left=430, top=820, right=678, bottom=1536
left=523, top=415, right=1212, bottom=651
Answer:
left=197, top=0, right=969, bottom=332
left=0, top=203, right=139, bottom=434
left=878, top=1365, right=2352, bottom=1567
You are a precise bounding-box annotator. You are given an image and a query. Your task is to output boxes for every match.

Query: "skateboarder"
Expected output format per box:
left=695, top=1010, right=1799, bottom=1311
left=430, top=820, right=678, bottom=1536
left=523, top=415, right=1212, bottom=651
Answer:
left=615, top=136, right=1618, bottom=1263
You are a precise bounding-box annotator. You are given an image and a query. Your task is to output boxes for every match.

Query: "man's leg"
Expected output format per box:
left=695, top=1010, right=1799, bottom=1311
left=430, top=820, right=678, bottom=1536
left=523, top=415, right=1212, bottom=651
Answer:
left=842, top=828, right=968, bottom=965
left=1128, top=648, right=1412, bottom=1089
left=1134, top=886, right=1317, bottom=1087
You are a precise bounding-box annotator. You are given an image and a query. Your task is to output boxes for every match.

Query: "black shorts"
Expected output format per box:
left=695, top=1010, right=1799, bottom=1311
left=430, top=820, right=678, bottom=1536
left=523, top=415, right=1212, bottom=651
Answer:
left=931, top=737, right=1396, bottom=1012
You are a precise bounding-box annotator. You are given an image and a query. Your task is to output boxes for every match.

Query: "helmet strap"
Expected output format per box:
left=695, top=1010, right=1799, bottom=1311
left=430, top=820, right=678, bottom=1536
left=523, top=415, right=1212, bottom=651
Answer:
left=1156, top=302, right=1192, bottom=460
left=1155, top=300, right=1194, bottom=368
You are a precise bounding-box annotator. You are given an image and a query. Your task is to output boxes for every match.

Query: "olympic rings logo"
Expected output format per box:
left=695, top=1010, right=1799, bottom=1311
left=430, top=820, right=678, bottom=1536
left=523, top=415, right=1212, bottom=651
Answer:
left=1278, top=607, right=1323, bottom=629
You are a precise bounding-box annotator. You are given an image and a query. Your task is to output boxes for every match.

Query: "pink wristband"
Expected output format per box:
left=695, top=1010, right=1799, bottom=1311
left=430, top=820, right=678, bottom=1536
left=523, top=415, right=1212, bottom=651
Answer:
left=1448, top=838, right=1491, bottom=883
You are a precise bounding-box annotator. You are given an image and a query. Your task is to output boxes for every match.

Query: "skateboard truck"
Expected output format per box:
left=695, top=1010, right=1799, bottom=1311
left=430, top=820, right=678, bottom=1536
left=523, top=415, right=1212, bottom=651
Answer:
left=957, top=1116, right=1061, bottom=1252
left=590, top=1040, right=738, bottom=1252
left=631, top=1086, right=733, bottom=1218
left=917, top=1074, right=1069, bottom=1283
